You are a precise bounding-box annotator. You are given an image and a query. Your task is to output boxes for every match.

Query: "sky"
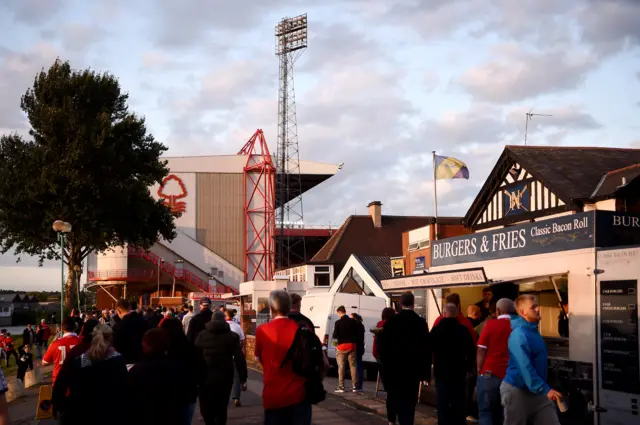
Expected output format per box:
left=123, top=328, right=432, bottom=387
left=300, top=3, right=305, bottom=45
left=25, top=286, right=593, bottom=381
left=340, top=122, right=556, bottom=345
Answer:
left=0, top=0, right=639, bottom=290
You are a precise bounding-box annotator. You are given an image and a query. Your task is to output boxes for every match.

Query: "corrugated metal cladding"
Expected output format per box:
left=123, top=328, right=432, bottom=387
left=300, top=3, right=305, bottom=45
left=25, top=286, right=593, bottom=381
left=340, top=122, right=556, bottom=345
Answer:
left=196, top=173, right=245, bottom=271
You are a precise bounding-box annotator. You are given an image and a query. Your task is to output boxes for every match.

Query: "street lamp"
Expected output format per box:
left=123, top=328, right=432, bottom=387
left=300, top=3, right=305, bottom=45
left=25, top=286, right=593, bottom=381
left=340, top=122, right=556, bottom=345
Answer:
left=52, top=220, right=72, bottom=322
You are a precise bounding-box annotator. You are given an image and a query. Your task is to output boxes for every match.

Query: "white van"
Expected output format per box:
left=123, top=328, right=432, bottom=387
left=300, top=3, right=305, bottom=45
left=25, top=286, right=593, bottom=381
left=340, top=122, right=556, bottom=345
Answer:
left=301, top=292, right=388, bottom=372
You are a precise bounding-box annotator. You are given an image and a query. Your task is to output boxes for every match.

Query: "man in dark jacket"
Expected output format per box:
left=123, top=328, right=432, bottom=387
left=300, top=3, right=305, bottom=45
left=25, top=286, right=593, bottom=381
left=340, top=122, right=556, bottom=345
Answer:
left=431, top=303, right=476, bottom=425
left=187, top=297, right=213, bottom=344
left=113, top=299, right=149, bottom=365
left=332, top=305, right=359, bottom=392
left=196, top=311, right=248, bottom=424
left=379, top=292, right=431, bottom=425
left=288, top=293, right=315, bottom=331
left=22, top=324, right=36, bottom=350
left=128, top=328, right=188, bottom=424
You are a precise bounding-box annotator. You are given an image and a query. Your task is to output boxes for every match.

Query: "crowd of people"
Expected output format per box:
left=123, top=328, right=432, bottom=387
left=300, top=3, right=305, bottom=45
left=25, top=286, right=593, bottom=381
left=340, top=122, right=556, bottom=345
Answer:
left=0, top=287, right=565, bottom=425
left=365, top=290, right=565, bottom=425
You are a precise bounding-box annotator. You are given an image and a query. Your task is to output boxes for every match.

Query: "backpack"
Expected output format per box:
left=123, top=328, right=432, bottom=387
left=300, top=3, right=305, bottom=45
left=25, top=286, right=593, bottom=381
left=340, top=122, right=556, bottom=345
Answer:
left=280, top=325, right=327, bottom=404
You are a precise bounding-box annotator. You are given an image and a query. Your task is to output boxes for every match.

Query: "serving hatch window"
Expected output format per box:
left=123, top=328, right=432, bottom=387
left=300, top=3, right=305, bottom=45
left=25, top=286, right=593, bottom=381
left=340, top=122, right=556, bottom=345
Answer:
left=437, top=273, right=569, bottom=358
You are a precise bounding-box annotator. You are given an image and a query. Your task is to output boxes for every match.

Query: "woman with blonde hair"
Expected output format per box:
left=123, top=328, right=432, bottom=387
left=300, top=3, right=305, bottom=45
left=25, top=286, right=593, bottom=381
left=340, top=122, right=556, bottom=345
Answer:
left=55, top=324, right=127, bottom=425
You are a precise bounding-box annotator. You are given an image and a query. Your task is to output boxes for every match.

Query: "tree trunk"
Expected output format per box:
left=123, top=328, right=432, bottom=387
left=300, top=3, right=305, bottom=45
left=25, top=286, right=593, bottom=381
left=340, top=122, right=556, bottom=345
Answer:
left=64, top=270, right=75, bottom=312
left=64, top=244, right=84, bottom=312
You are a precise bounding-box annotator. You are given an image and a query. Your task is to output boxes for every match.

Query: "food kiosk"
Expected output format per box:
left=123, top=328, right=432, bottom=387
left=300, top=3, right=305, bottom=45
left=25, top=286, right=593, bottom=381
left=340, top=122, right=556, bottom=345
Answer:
left=381, top=211, right=640, bottom=425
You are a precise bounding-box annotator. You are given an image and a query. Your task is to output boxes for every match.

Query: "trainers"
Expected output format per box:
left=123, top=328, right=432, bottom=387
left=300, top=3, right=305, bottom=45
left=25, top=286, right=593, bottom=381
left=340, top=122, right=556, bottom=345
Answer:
left=334, top=387, right=345, bottom=393
left=352, top=388, right=361, bottom=393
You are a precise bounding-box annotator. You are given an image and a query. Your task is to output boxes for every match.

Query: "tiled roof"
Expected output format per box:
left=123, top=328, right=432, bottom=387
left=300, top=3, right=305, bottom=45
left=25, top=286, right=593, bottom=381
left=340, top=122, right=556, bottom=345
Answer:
left=464, top=146, right=640, bottom=225
left=354, top=255, right=393, bottom=283
left=507, top=146, right=640, bottom=201
left=0, top=294, right=18, bottom=302
left=591, top=163, right=640, bottom=199
left=310, top=215, right=461, bottom=275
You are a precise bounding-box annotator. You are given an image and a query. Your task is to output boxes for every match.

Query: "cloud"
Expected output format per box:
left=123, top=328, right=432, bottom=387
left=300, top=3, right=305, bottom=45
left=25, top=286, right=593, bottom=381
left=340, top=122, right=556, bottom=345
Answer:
left=577, top=0, right=640, bottom=55
left=0, top=0, right=639, bottom=279
left=459, top=44, right=595, bottom=103
left=60, top=23, right=105, bottom=53
left=0, top=44, right=59, bottom=132
left=1, top=0, right=68, bottom=25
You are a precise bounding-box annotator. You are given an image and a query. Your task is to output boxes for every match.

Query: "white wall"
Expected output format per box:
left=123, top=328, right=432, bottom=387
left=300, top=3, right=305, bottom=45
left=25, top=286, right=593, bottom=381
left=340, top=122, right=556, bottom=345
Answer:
left=409, top=225, right=430, bottom=244
left=96, top=246, right=128, bottom=271
left=150, top=172, right=197, bottom=239
left=430, top=248, right=595, bottom=364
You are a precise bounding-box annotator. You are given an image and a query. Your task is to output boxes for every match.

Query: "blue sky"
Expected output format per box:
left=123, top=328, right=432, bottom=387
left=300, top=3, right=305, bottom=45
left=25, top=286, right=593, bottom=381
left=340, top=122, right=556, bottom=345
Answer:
left=0, top=0, right=639, bottom=290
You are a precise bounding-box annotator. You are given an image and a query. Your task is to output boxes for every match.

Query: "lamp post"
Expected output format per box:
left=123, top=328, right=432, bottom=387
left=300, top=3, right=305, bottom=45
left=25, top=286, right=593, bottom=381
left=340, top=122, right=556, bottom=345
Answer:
left=52, top=220, right=72, bottom=322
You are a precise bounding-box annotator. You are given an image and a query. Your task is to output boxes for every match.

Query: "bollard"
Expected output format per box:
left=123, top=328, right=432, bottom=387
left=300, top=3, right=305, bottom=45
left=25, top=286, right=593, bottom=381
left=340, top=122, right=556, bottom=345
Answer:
left=6, top=379, right=26, bottom=402
left=24, top=367, right=42, bottom=388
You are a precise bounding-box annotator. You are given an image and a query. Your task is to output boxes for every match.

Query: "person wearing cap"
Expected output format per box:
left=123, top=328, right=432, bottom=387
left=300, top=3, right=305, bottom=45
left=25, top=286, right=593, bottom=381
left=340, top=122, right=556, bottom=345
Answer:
left=187, top=297, right=213, bottom=344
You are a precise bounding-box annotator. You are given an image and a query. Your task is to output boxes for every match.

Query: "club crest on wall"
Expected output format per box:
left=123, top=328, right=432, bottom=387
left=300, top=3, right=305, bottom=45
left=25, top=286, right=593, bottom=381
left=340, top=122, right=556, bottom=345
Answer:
left=158, top=174, right=187, bottom=214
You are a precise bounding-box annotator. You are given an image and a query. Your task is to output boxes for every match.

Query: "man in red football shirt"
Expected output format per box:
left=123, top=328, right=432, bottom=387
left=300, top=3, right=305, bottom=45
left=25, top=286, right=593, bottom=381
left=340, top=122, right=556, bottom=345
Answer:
left=42, top=317, right=80, bottom=384
left=255, top=290, right=310, bottom=425
left=476, top=298, right=515, bottom=425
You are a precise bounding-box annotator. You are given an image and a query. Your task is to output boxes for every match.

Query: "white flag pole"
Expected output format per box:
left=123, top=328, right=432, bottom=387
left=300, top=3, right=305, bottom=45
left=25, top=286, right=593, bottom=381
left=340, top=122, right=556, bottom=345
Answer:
left=432, top=151, right=438, bottom=240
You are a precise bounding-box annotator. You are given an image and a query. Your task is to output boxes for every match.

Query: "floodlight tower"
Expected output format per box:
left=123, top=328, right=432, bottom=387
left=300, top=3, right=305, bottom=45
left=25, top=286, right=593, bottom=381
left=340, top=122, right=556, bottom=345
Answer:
left=275, top=14, right=307, bottom=270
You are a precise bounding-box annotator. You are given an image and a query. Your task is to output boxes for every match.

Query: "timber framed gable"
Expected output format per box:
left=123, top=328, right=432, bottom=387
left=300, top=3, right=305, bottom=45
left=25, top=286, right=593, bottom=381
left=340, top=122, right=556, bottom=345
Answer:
left=465, top=149, right=571, bottom=230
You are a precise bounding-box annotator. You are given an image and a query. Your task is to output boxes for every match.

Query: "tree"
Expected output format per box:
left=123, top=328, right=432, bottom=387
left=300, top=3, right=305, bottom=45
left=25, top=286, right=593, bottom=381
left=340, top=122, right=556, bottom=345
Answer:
left=0, top=59, right=176, bottom=308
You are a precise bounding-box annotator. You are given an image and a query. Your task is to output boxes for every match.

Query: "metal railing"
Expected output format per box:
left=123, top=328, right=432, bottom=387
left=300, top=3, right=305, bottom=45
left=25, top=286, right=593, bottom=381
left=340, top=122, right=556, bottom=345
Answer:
left=127, top=246, right=237, bottom=293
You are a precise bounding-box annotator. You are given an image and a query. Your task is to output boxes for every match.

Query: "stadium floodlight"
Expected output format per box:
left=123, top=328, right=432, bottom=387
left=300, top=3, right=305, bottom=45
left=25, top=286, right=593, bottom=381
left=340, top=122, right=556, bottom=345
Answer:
left=275, top=14, right=308, bottom=55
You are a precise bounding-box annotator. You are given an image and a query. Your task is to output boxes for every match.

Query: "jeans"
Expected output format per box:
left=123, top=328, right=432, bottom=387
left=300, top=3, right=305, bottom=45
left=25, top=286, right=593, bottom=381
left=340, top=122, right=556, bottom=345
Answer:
left=35, top=343, right=43, bottom=359
left=500, top=382, right=560, bottom=425
left=356, top=355, right=364, bottom=390
left=336, top=349, right=358, bottom=390
left=180, top=403, right=196, bottom=425
left=231, top=366, right=241, bottom=400
left=436, top=378, right=466, bottom=425
left=264, top=401, right=312, bottom=425
left=477, top=375, right=503, bottom=425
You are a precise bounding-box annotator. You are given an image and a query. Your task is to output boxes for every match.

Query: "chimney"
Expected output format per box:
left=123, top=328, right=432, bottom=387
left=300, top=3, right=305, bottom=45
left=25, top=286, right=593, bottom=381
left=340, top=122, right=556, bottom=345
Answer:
left=368, top=201, right=382, bottom=228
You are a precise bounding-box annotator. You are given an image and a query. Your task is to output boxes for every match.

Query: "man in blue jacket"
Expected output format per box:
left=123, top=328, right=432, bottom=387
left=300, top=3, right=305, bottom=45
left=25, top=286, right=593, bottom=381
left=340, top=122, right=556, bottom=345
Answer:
left=501, top=294, right=562, bottom=425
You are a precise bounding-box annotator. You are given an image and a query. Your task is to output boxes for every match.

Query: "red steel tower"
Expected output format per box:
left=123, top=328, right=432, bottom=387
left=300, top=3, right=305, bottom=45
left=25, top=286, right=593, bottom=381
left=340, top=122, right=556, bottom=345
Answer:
left=238, top=129, right=276, bottom=281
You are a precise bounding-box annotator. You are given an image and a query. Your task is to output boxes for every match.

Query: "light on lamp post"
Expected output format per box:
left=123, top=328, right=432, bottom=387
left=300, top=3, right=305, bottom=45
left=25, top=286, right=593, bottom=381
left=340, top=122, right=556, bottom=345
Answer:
left=52, top=220, right=72, bottom=323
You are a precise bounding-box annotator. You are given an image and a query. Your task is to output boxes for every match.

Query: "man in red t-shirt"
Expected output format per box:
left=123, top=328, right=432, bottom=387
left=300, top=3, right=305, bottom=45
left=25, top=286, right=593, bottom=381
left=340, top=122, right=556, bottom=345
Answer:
left=255, top=290, right=310, bottom=425
left=476, top=298, right=515, bottom=425
left=42, top=317, right=81, bottom=384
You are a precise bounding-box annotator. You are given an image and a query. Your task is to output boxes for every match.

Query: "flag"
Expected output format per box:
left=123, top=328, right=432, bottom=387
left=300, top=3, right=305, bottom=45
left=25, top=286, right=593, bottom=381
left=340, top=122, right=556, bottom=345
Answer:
left=434, top=155, right=469, bottom=180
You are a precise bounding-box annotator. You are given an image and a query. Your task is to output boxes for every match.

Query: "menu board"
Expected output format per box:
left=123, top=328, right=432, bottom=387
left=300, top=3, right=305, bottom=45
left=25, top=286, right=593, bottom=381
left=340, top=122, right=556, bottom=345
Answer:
left=600, top=280, right=640, bottom=394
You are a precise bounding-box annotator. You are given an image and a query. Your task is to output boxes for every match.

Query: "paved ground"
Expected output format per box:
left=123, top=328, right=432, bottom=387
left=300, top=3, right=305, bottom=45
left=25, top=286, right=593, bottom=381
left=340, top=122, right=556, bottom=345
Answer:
left=7, top=366, right=439, bottom=424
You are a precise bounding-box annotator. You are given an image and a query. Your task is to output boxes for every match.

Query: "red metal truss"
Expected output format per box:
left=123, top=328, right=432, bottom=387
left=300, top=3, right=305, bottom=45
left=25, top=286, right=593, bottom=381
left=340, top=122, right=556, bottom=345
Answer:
left=240, top=129, right=276, bottom=281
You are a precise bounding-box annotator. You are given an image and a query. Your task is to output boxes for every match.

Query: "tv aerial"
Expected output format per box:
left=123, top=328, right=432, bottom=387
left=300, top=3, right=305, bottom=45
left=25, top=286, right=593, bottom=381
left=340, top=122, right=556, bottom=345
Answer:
left=524, top=110, right=552, bottom=146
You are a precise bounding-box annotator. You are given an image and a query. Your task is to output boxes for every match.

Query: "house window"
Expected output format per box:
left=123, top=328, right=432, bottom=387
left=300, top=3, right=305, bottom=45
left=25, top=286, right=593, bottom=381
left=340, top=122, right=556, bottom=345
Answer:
left=314, top=266, right=331, bottom=287
left=337, top=268, right=376, bottom=296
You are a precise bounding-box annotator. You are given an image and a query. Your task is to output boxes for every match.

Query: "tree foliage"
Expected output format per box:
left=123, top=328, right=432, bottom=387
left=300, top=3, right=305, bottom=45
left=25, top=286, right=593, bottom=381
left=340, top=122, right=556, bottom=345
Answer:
left=0, top=59, right=176, bottom=306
